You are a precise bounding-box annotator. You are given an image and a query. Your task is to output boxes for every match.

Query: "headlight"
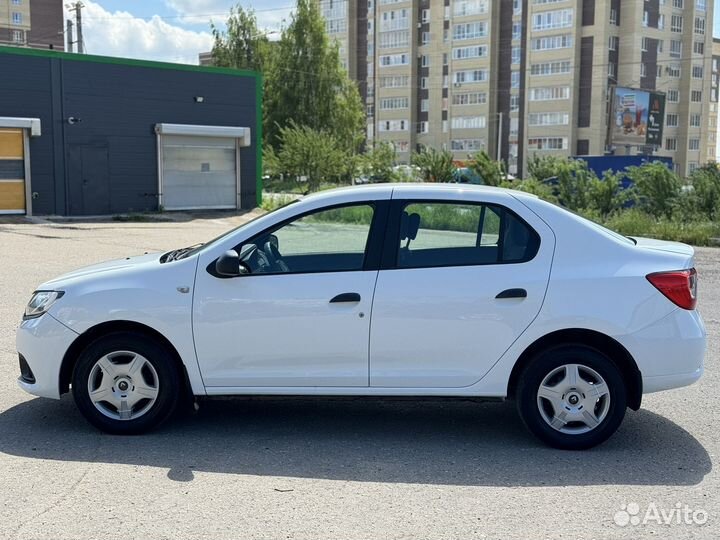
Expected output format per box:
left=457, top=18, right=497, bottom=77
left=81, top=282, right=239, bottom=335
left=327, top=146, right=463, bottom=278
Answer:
left=24, top=291, right=64, bottom=320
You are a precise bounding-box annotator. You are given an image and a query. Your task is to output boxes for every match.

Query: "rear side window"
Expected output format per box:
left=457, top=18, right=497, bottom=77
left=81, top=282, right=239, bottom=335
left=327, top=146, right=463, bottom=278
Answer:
left=396, top=202, right=539, bottom=269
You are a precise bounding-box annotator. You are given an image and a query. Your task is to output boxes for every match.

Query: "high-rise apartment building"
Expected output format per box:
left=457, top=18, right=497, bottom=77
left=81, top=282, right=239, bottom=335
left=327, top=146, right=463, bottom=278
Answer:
left=708, top=37, right=720, bottom=162
left=322, top=0, right=715, bottom=177
left=0, top=0, right=63, bottom=50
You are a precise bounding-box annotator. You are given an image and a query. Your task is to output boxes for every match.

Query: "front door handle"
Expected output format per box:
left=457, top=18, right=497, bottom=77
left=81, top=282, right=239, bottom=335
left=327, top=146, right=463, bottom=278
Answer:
left=330, top=292, right=361, bottom=303
left=496, top=288, right=527, bottom=299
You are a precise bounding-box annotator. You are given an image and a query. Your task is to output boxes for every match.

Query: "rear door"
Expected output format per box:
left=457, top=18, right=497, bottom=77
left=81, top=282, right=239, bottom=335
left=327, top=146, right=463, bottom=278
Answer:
left=369, top=192, right=555, bottom=388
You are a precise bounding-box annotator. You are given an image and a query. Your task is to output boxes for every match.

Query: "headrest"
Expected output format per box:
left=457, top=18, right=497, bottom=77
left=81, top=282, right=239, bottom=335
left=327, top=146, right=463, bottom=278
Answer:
left=406, top=213, right=420, bottom=241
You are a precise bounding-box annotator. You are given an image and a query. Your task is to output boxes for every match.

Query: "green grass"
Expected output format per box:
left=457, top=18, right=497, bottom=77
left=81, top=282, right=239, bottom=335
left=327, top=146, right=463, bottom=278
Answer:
left=602, top=209, right=720, bottom=246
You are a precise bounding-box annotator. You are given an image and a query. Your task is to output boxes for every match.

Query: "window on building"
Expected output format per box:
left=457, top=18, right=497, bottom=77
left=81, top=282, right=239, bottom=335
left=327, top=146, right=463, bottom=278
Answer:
left=451, top=116, right=487, bottom=129
left=453, top=0, right=488, bottom=17
left=666, top=113, right=679, bottom=127
left=380, top=97, right=410, bottom=110
left=451, top=139, right=484, bottom=151
left=692, top=65, right=704, bottom=79
left=665, top=138, right=677, bottom=151
left=532, top=9, right=573, bottom=31
left=669, top=40, right=682, bottom=58
left=691, top=90, right=702, bottom=102
left=667, top=89, right=679, bottom=103
left=528, top=112, right=569, bottom=126
left=670, top=15, right=683, bottom=33
left=694, top=17, right=706, bottom=34
left=452, top=91, right=488, bottom=105
left=690, top=114, right=702, bottom=127
left=527, top=137, right=568, bottom=150
left=11, top=12, right=22, bottom=24
left=12, top=30, right=23, bottom=43
left=667, top=64, right=681, bottom=78
left=452, top=22, right=487, bottom=40
left=608, top=36, right=619, bottom=51
left=529, top=86, right=570, bottom=101
left=689, top=138, right=700, bottom=151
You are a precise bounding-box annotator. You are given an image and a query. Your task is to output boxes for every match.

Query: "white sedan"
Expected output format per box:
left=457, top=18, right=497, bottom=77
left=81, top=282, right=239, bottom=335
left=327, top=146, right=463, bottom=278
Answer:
left=16, top=185, right=706, bottom=449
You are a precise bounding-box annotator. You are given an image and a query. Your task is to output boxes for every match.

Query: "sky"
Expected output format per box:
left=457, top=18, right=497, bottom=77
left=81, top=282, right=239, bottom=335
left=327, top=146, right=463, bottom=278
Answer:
left=69, top=1, right=293, bottom=64
left=76, top=1, right=720, bottom=65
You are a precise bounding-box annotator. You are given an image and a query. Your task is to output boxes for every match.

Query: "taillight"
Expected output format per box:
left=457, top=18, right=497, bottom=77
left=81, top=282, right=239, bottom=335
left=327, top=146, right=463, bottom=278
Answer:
left=646, top=268, right=698, bottom=310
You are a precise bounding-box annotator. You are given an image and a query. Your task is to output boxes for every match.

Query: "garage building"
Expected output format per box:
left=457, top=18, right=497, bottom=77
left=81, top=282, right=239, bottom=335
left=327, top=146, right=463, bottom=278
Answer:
left=0, top=45, right=261, bottom=216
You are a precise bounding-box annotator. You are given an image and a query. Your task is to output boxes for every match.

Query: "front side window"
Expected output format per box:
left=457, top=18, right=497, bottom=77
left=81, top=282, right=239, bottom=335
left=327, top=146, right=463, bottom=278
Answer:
left=241, top=204, right=375, bottom=275
left=396, top=202, right=539, bottom=269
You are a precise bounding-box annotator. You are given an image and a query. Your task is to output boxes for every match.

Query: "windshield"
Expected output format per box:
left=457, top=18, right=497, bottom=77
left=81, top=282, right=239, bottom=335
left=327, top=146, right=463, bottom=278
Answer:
left=171, top=199, right=300, bottom=260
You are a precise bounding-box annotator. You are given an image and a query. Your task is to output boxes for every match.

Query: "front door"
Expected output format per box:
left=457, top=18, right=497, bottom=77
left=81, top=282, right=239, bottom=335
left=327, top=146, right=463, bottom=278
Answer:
left=68, top=144, right=110, bottom=215
left=193, top=202, right=382, bottom=387
left=370, top=198, right=554, bottom=388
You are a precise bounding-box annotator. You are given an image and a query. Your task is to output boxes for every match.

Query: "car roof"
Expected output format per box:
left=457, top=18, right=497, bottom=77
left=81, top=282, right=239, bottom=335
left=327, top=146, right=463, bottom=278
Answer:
left=300, top=183, right=538, bottom=202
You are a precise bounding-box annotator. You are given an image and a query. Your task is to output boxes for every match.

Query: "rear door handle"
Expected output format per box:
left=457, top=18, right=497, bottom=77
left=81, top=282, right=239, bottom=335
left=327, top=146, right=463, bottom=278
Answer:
left=330, top=292, right=361, bottom=303
left=496, top=288, right=527, bottom=299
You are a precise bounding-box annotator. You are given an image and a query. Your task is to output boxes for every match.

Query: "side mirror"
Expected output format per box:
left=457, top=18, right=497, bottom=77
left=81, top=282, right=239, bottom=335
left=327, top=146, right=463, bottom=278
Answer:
left=215, top=250, right=248, bottom=277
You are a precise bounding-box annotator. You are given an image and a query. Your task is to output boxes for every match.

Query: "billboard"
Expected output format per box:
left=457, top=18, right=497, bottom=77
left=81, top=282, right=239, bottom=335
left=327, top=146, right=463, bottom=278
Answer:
left=610, top=87, right=666, bottom=147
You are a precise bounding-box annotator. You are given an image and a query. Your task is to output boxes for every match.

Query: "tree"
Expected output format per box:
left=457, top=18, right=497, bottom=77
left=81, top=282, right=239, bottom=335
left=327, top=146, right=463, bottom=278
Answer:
left=265, top=0, right=364, bottom=151
left=526, top=154, right=563, bottom=183
left=359, top=142, right=397, bottom=182
left=626, top=161, right=681, bottom=218
left=411, top=147, right=456, bottom=183
left=588, top=170, right=633, bottom=218
left=210, top=7, right=271, bottom=72
left=275, top=122, right=349, bottom=193
left=469, top=151, right=503, bottom=186
left=554, top=159, right=596, bottom=211
left=688, top=163, right=720, bottom=220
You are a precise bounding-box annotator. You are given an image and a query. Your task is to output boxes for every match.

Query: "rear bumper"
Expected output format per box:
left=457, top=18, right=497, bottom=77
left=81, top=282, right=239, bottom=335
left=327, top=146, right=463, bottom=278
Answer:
left=15, top=313, right=78, bottom=399
left=621, top=308, right=706, bottom=394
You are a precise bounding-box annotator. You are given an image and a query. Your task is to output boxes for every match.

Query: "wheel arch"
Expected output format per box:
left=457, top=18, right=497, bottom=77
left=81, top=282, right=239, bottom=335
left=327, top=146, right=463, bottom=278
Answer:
left=59, top=320, right=192, bottom=397
left=506, top=328, right=642, bottom=410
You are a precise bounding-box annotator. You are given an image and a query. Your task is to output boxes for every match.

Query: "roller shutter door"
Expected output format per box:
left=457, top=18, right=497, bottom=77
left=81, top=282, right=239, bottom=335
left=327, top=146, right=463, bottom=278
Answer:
left=160, top=135, right=237, bottom=210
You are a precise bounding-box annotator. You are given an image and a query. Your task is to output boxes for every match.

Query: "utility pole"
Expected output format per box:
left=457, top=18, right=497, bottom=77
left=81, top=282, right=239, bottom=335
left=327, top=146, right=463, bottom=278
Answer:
left=66, top=2, right=84, bottom=53
left=66, top=19, right=74, bottom=53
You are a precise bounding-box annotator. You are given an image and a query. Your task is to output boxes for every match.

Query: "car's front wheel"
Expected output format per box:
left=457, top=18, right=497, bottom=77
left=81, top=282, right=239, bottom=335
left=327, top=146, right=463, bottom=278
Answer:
left=72, top=332, right=181, bottom=434
left=516, top=345, right=627, bottom=450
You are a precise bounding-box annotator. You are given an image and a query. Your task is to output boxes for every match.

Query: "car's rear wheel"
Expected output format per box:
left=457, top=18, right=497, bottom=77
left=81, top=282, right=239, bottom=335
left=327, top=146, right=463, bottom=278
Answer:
left=516, top=345, right=627, bottom=450
left=72, top=332, right=181, bottom=434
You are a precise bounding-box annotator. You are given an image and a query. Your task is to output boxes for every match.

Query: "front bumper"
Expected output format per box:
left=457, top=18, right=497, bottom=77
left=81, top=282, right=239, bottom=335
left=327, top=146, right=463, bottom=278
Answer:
left=16, top=313, right=78, bottom=399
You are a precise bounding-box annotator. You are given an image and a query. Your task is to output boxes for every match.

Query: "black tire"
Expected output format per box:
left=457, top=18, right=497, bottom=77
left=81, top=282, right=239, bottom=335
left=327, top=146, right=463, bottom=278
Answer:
left=71, top=331, right=181, bottom=435
left=516, top=344, right=627, bottom=450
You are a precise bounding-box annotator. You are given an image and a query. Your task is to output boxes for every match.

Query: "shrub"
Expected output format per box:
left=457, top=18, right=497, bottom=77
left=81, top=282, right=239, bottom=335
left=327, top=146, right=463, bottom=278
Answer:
left=688, top=164, right=720, bottom=220
left=411, top=147, right=456, bottom=183
left=469, top=151, right=504, bottom=186
left=588, top=170, right=634, bottom=218
left=626, top=162, right=681, bottom=218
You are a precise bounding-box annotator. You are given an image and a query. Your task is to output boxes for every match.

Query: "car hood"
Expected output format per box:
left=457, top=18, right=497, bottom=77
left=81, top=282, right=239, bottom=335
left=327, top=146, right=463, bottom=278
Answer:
left=41, top=252, right=163, bottom=288
left=630, top=237, right=695, bottom=257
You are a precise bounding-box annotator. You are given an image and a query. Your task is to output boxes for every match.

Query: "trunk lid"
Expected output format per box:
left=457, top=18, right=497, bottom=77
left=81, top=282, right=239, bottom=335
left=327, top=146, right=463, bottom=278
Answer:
left=629, top=237, right=695, bottom=258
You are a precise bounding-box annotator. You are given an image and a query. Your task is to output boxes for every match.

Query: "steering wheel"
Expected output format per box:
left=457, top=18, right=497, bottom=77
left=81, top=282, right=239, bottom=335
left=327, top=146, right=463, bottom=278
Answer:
left=263, top=241, right=290, bottom=273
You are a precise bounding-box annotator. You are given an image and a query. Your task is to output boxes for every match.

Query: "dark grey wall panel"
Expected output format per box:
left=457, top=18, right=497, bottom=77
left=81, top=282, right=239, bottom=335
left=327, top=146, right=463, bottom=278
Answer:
left=578, top=37, right=594, bottom=128
left=0, top=48, right=259, bottom=214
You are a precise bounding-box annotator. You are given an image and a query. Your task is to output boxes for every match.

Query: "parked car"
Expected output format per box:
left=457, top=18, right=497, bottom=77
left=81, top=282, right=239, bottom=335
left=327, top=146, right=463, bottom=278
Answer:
left=453, top=167, right=484, bottom=185
left=17, top=184, right=705, bottom=449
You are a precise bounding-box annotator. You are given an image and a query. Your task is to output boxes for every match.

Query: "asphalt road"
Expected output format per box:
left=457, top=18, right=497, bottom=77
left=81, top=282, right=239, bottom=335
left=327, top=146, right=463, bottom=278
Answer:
left=0, top=215, right=717, bottom=540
